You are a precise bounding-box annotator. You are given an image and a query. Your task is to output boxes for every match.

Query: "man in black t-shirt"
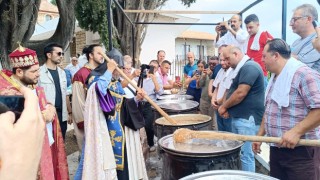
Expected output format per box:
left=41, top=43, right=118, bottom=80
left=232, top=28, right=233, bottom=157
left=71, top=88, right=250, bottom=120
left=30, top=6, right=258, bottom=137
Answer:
left=39, top=43, right=71, bottom=140
left=218, top=45, right=264, bottom=173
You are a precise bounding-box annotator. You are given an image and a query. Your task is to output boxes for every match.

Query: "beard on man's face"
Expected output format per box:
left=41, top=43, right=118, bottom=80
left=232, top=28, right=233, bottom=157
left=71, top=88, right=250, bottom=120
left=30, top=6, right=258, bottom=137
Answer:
left=20, top=75, right=38, bottom=85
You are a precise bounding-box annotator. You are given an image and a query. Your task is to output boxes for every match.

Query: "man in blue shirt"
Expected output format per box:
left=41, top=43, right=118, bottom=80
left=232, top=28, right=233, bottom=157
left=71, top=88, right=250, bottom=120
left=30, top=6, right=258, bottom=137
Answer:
left=183, top=52, right=197, bottom=79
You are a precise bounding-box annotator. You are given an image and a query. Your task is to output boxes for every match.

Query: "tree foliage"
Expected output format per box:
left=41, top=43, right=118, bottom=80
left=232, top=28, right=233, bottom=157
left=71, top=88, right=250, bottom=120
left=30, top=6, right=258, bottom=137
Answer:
left=0, top=0, right=77, bottom=68
left=75, top=0, right=196, bottom=65
left=75, top=0, right=118, bottom=51
left=51, top=0, right=57, bottom=6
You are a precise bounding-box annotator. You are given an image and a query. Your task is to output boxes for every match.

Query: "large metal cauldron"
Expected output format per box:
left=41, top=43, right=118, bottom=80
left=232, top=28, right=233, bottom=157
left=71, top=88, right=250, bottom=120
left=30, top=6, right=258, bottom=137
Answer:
left=157, top=94, right=193, bottom=101
left=154, top=114, right=212, bottom=139
left=153, top=100, right=199, bottom=121
left=180, top=170, right=278, bottom=180
left=159, top=134, right=243, bottom=180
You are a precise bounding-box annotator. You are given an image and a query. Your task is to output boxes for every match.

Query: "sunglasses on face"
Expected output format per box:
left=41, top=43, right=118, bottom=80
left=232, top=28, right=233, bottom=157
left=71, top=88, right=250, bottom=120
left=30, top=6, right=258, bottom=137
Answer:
left=53, top=52, right=64, bottom=56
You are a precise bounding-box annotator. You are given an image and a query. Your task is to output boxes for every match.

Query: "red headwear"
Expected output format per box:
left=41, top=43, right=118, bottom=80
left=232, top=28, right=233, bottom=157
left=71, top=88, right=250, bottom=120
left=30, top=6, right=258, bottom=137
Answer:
left=9, top=45, right=39, bottom=68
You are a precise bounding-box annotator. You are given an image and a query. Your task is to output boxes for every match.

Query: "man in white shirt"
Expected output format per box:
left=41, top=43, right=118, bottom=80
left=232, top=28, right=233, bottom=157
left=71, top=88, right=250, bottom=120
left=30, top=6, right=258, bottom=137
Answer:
left=216, top=14, right=249, bottom=53
left=211, top=46, right=232, bottom=132
left=65, top=56, right=80, bottom=77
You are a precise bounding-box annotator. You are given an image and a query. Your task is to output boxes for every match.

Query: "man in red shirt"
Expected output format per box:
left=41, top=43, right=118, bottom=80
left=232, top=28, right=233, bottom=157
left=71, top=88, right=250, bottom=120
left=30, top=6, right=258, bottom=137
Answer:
left=245, top=14, right=273, bottom=87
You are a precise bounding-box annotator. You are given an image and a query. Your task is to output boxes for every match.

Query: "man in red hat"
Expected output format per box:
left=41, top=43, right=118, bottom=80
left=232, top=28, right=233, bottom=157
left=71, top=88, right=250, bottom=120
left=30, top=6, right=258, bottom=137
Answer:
left=0, top=45, right=69, bottom=180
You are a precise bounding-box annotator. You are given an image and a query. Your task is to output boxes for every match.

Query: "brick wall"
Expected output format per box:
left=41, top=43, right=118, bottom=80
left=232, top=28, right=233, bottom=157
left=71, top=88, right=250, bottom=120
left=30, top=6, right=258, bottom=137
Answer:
left=75, top=31, right=86, bottom=55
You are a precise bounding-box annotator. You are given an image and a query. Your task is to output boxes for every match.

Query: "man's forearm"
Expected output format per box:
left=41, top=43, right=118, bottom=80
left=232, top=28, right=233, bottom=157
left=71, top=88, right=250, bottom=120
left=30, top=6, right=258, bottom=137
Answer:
left=223, top=88, right=247, bottom=109
left=152, top=78, right=160, bottom=92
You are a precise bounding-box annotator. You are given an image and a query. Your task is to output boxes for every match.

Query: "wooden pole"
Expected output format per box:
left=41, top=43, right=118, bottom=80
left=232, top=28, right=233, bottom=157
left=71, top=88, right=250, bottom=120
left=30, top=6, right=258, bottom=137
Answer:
left=174, top=129, right=320, bottom=147
left=123, top=10, right=240, bottom=14
left=99, top=51, right=178, bottom=125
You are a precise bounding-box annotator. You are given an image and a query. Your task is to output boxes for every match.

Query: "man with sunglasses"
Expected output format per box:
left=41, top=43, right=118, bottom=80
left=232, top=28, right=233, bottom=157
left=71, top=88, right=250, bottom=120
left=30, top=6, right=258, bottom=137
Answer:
left=39, top=43, right=71, bottom=140
left=291, top=4, right=320, bottom=72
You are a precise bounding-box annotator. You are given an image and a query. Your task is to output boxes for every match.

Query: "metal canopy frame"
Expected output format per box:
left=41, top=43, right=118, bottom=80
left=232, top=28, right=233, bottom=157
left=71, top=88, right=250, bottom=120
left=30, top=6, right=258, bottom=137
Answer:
left=107, top=0, right=287, bottom=66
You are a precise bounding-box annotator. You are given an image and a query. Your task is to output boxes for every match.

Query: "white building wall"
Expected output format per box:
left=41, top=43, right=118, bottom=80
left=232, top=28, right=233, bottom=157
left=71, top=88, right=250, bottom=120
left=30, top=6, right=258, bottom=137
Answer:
left=139, top=14, right=198, bottom=65
left=175, top=38, right=214, bottom=61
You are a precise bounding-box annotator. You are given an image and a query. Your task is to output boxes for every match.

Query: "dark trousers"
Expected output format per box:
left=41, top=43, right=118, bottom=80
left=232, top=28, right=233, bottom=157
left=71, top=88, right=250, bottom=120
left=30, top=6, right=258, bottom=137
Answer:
left=186, top=87, right=202, bottom=103
left=141, top=102, right=155, bottom=147
left=270, top=146, right=320, bottom=180
left=57, top=110, right=67, bottom=140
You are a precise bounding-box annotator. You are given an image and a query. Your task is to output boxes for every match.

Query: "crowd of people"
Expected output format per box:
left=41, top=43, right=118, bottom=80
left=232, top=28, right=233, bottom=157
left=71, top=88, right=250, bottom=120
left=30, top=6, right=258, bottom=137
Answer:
left=0, top=3, right=320, bottom=180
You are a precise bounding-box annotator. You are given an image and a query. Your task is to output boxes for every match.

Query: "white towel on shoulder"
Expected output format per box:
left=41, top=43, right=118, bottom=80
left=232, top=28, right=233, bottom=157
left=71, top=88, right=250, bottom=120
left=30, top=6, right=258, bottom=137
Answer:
left=265, top=57, right=306, bottom=107
left=250, top=30, right=263, bottom=51
left=244, top=30, right=263, bottom=52
left=224, top=55, right=250, bottom=89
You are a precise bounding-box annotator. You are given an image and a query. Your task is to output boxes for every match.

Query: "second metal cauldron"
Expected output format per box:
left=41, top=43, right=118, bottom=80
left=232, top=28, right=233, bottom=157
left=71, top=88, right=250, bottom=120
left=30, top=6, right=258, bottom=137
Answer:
left=159, top=134, right=244, bottom=180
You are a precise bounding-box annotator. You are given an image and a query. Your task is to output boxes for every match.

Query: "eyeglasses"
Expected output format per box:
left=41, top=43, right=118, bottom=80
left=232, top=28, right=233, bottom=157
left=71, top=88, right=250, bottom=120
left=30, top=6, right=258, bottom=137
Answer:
left=53, top=52, right=64, bottom=56
left=290, top=16, right=308, bottom=24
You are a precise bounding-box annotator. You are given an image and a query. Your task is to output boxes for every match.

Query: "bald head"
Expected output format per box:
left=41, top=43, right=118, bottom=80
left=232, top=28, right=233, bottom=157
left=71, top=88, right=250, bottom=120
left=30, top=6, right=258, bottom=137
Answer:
left=187, top=52, right=195, bottom=64
left=223, top=45, right=244, bottom=68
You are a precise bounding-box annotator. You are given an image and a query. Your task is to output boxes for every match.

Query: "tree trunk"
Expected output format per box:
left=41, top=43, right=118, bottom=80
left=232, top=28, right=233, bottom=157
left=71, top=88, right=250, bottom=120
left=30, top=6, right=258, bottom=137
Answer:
left=26, top=0, right=77, bottom=64
left=114, top=0, right=167, bottom=68
left=0, top=0, right=77, bottom=68
left=0, top=0, right=41, bottom=69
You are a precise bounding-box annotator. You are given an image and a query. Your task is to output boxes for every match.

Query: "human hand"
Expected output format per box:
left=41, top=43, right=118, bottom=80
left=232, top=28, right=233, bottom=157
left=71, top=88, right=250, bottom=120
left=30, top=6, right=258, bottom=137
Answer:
left=215, top=25, right=221, bottom=33
left=194, top=74, right=200, bottom=81
left=218, top=105, right=229, bottom=118
left=312, top=27, right=320, bottom=52
left=107, top=59, right=118, bottom=73
left=220, top=21, right=230, bottom=30
left=42, top=104, right=56, bottom=122
left=252, top=142, right=262, bottom=154
left=0, top=87, right=45, bottom=180
left=174, top=82, right=182, bottom=88
left=211, top=98, right=219, bottom=110
left=207, top=69, right=212, bottom=76
left=68, top=114, right=73, bottom=125
left=135, top=88, right=146, bottom=101
left=132, top=69, right=141, bottom=78
left=278, top=129, right=302, bottom=149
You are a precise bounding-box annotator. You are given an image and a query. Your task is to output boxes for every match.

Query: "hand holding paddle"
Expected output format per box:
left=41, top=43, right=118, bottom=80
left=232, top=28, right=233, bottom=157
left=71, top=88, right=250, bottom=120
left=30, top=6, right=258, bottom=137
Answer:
left=98, top=50, right=178, bottom=125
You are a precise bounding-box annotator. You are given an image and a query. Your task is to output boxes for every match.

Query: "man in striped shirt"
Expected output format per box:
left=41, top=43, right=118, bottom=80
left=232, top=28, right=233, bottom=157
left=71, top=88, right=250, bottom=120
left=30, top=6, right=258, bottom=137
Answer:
left=253, top=39, right=320, bottom=180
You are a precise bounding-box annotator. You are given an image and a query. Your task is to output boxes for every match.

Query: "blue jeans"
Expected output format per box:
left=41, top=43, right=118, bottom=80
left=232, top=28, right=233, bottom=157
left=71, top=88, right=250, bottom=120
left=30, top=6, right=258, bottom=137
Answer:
left=74, top=140, right=85, bottom=180
left=231, top=116, right=256, bottom=172
left=216, top=110, right=232, bottom=132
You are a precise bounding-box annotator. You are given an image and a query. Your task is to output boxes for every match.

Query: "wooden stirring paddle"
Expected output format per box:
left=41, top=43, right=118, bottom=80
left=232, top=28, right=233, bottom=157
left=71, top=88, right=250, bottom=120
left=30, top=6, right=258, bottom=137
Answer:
left=99, top=51, right=178, bottom=125
left=173, top=128, right=320, bottom=147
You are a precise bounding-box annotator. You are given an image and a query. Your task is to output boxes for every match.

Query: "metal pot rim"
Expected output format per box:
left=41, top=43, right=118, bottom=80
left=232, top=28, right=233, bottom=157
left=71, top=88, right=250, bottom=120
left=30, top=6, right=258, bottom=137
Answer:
left=159, top=134, right=244, bottom=156
left=180, top=170, right=279, bottom=180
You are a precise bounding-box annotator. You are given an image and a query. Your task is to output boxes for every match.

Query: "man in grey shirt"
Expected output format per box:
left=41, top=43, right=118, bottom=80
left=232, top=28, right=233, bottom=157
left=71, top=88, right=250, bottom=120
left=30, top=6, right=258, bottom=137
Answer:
left=290, top=4, right=320, bottom=72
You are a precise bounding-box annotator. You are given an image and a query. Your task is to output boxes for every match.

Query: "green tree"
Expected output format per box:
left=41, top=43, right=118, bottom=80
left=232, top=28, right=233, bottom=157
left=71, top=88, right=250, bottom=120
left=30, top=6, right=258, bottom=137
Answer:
left=75, top=0, right=196, bottom=66
left=51, top=0, right=57, bottom=6
left=0, top=0, right=77, bottom=68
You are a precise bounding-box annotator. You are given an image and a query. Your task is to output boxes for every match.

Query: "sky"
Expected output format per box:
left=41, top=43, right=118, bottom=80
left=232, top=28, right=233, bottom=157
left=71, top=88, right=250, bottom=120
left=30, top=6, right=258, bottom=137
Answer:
left=162, top=0, right=319, bottom=45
